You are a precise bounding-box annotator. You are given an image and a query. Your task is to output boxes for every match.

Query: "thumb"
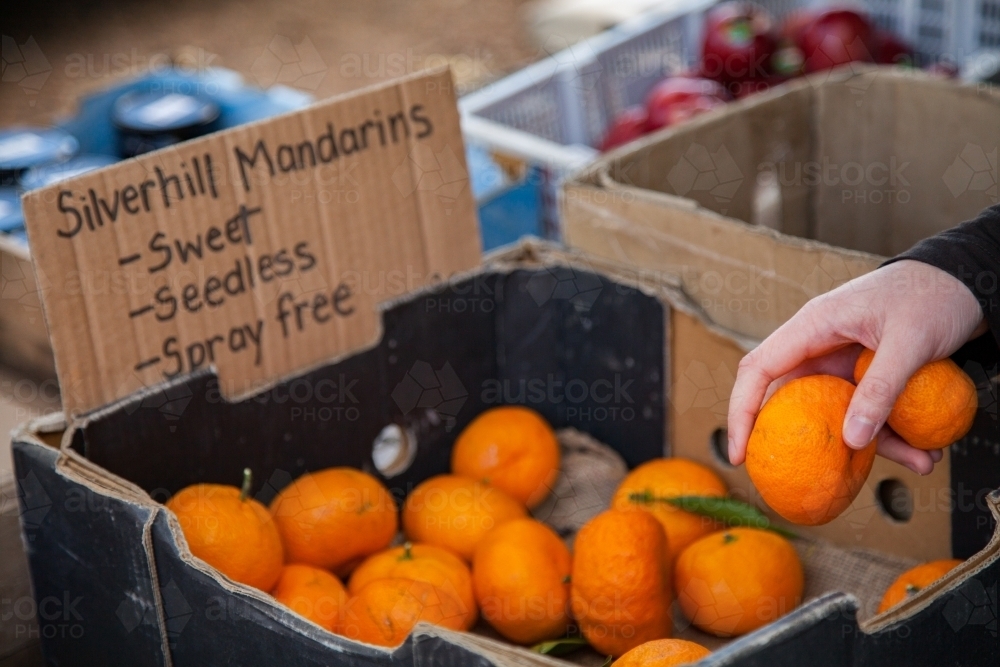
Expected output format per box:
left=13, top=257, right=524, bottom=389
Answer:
left=844, top=339, right=925, bottom=449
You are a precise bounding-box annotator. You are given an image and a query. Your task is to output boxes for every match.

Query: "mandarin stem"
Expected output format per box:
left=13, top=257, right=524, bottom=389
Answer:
left=240, top=468, right=252, bottom=502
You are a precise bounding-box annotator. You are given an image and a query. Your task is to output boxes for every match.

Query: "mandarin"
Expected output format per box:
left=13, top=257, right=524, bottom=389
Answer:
left=472, top=518, right=571, bottom=644
left=166, top=470, right=283, bottom=592
left=272, top=563, right=348, bottom=632
left=877, top=559, right=963, bottom=613
left=854, top=348, right=977, bottom=450
left=746, top=375, right=876, bottom=525
left=349, top=542, right=477, bottom=629
left=402, top=475, right=526, bottom=561
left=451, top=406, right=560, bottom=508
left=612, top=458, right=728, bottom=565
left=571, top=509, right=672, bottom=656
left=675, top=528, right=803, bottom=637
left=339, top=578, right=467, bottom=647
left=613, top=638, right=711, bottom=667
left=270, top=467, right=397, bottom=576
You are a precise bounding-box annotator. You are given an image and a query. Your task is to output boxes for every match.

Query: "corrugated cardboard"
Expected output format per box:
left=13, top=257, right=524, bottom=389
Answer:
left=563, top=67, right=1000, bottom=341
left=0, top=238, right=54, bottom=379
left=21, top=68, right=480, bottom=417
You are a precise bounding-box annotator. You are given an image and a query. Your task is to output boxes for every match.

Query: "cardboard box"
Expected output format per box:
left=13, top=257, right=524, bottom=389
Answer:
left=561, top=66, right=1000, bottom=560
left=563, top=67, right=1000, bottom=340
left=10, top=241, right=1000, bottom=666
left=0, top=495, right=43, bottom=666
left=0, top=237, right=54, bottom=380
left=10, top=68, right=999, bottom=665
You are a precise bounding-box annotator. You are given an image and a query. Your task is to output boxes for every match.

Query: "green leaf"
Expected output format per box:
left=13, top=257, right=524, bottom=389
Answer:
left=600, top=656, right=614, bottom=667
left=532, top=636, right=590, bottom=657
left=628, top=493, right=799, bottom=539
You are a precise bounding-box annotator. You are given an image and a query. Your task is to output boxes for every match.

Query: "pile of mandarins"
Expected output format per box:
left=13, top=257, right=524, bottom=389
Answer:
left=165, top=351, right=974, bottom=666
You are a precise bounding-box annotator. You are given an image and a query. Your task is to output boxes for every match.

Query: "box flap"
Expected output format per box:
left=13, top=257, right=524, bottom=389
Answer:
left=21, top=68, right=481, bottom=416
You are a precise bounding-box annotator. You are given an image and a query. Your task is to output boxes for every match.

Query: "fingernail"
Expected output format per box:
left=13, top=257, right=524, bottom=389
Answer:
left=727, top=435, right=736, bottom=464
left=844, top=415, right=877, bottom=449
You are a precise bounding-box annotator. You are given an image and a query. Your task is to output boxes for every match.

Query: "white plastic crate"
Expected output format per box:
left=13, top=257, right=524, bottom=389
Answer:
left=460, top=0, right=715, bottom=239
left=461, top=0, right=713, bottom=167
left=460, top=0, right=1000, bottom=239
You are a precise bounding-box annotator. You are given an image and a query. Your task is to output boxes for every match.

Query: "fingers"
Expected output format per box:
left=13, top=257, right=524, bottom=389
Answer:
left=728, top=304, right=851, bottom=465
left=876, top=429, right=938, bottom=475
left=760, top=344, right=863, bottom=405
left=774, top=344, right=863, bottom=386
left=843, top=334, right=931, bottom=449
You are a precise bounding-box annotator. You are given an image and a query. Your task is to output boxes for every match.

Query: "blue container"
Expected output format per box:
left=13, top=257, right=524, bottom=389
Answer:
left=466, top=144, right=545, bottom=250
left=0, top=187, right=25, bottom=232
left=476, top=168, right=545, bottom=251
left=56, top=68, right=312, bottom=159
left=0, top=67, right=314, bottom=249
left=0, top=127, right=78, bottom=185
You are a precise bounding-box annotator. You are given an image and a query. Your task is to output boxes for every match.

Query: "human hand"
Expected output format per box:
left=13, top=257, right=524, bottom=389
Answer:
left=727, top=260, right=986, bottom=475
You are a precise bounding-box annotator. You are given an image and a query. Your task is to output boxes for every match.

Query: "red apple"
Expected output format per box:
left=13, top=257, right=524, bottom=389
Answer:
left=599, top=106, right=649, bottom=151
left=701, top=2, right=777, bottom=84
left=798, top=9, right=876, bottom=73
left=875, top=29, right=913, bottom=66
left=645, top=76, right=728, bottom=131
left=780, top=9, right=821, bottom=44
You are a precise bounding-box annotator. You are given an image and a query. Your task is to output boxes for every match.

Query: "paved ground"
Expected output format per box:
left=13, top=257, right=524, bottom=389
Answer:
left=2, top=0, right=541, bottom=126
left=2, top=3, right=543, bottom=663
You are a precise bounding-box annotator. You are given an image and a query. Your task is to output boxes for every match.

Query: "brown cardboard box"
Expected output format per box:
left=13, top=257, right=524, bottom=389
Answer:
left=562, top=67, right=1000, bottom=561
left=0, top=238, right=54, bottom=380
left=563, top=67, right=1000, bottom=340
left=10, top=240, right=999, bottom=666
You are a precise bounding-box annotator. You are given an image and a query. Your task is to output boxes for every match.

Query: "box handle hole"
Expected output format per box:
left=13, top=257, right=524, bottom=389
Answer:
left=876, top=479, right=913, bottom=523
left=372, top=424, right=417, bottom=478
left=710, top=428, right=734, bottom=467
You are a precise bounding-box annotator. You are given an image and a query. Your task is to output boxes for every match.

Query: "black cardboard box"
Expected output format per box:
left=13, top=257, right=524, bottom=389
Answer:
left=12, top=242, right=1000, bottom=667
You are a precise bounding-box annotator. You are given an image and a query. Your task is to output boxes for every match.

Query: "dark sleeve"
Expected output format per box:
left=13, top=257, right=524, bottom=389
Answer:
left=882, top=204, right=1000, bottom=344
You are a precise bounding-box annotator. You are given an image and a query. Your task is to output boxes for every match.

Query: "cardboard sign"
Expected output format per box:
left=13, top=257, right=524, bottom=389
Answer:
left=22, top=68, right=481, bottom=416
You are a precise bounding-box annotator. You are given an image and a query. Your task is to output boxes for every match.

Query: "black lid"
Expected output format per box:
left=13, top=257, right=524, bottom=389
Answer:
left=112, top=91, right=220, bottom=135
